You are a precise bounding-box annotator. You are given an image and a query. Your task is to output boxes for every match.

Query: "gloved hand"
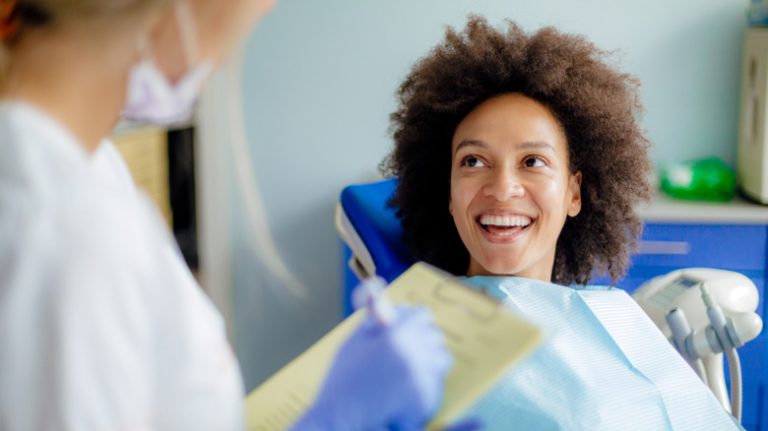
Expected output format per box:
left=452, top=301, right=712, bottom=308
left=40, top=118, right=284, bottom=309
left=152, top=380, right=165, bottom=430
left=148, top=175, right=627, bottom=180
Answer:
left=290, top=304, right=452, bottom=431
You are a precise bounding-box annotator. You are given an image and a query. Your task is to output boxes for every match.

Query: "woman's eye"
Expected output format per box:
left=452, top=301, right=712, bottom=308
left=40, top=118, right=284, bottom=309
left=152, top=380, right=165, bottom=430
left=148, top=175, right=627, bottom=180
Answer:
left=523, top=156, right=546, bottom=168
left=461, top=156, right=486, bottom=168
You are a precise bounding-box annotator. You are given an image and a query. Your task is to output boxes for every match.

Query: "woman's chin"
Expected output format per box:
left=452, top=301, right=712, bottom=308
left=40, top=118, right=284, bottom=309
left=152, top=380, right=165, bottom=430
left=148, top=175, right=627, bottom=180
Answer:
left=468, top=258, right=524, bottom=277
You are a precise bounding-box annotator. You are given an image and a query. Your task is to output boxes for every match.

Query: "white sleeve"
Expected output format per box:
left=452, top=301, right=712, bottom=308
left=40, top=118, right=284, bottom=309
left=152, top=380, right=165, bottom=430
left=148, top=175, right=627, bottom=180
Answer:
left=50, top=258, right=155, bottom=429
left=0, top=184, right=244, bottom=431
left=0, top=231, right=156, bottom=430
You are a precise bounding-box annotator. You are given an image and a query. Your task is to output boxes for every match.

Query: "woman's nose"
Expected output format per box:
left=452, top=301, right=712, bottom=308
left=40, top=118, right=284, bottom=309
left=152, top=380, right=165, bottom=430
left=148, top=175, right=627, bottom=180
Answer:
left=483, top=170, right=525, bottom=201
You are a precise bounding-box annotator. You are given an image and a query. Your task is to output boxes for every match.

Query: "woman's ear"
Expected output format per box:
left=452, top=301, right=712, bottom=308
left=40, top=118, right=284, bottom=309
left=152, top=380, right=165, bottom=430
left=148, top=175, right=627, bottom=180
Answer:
left=567, top=171, right=582, bottom=217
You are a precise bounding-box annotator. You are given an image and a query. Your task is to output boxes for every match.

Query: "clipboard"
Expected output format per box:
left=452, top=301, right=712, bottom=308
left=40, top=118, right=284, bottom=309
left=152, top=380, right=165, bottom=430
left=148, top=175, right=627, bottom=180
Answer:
left=244, top=262, right=541, bottom=430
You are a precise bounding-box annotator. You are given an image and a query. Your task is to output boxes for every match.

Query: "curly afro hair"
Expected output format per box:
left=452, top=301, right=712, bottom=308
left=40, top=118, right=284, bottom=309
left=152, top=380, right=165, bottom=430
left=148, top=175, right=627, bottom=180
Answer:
left=381, top=16, right=652, bottom=285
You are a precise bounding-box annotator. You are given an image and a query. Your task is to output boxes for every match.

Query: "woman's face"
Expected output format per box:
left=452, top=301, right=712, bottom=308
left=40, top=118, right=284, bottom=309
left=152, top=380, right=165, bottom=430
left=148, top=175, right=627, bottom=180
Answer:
left=449, top=93, right=582, bottom=280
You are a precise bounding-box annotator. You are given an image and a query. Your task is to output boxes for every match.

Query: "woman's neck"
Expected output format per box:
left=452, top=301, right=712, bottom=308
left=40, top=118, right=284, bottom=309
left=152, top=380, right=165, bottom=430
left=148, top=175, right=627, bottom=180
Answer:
left=0, top=25, right=138, bottom=153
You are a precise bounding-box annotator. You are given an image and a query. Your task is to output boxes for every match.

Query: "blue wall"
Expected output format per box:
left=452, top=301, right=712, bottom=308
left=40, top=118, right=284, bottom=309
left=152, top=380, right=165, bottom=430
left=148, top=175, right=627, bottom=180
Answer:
left=232, top=0, right=747, bottom=390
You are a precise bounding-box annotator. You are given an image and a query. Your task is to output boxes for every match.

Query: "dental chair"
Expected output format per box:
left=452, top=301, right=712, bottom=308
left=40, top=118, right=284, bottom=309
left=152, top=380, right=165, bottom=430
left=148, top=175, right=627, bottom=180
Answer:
left=335, top=178, right=768, bottom=431
left=335, top=178, right=412, bottom=316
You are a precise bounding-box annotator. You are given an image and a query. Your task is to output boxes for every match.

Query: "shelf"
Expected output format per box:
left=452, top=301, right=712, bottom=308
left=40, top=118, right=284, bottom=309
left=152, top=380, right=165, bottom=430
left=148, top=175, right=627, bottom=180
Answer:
left=639, top=193, right=768, bottom=224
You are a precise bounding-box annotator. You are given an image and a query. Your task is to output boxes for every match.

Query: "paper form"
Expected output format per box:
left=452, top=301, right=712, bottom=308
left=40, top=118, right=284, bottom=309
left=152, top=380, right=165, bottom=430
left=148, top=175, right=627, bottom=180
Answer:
left=244, top=262, right=541, bottom=430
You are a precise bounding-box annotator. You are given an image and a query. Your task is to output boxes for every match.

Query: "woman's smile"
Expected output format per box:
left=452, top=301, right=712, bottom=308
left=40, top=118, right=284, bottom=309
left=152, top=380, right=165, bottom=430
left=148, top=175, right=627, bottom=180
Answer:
left=475, top=211, right=535, bottom=243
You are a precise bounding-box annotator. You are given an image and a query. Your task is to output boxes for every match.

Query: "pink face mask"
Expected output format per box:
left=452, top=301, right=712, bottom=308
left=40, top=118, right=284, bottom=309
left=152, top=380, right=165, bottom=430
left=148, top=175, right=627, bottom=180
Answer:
left=122, top=0, right=213, bottom=125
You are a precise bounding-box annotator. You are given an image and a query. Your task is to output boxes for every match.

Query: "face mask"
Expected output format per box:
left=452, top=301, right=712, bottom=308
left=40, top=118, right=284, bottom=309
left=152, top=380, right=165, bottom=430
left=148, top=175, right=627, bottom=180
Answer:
left=123, top=59, right=213, bottom=125
left=122, top=0, right=212, bottom=125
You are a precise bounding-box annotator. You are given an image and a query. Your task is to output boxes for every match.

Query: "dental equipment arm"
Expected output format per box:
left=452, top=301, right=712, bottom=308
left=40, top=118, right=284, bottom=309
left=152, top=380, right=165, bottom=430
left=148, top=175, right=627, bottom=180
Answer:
left=633, top=269, right=763, bottom=422
left=665, top=308, right=708, bottom=385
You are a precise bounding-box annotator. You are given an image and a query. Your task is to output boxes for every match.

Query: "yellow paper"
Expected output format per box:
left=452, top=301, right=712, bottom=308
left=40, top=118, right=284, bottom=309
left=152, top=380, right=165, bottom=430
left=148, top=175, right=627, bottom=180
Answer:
left=244, top=262, right=541, bottom=430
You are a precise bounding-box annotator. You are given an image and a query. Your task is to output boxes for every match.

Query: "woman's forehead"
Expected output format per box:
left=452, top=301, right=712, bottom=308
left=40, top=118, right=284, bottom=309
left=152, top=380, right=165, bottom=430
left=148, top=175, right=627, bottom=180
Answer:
left=452, top=93, right=568, bottom=154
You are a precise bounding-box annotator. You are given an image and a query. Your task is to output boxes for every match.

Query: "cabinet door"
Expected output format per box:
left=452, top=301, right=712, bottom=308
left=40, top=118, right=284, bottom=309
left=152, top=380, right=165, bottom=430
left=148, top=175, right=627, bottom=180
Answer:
left=631, top=224, right=767, bottom=271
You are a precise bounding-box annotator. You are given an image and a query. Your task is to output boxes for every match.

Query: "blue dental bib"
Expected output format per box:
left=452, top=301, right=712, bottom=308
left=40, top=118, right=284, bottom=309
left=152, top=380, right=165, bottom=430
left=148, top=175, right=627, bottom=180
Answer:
left=461, top=277, right=740, bottom=431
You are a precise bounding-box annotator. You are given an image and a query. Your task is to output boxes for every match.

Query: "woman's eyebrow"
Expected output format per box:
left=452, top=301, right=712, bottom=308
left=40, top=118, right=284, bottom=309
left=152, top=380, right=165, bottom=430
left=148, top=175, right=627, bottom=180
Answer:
left=455, top=140, right=556, bottom=152
left=455, top=139, right=488, bottom=152
left=516, top=141, right=556, bottom=152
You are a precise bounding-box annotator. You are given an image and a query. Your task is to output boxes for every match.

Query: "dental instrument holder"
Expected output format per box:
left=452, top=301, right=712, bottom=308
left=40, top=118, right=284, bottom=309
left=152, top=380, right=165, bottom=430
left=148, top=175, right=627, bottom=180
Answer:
left=666, top=284, right=740, bottom=416
left=666, top=308, right=708, bottom=385
left=635, top=271, right=764, bottom=421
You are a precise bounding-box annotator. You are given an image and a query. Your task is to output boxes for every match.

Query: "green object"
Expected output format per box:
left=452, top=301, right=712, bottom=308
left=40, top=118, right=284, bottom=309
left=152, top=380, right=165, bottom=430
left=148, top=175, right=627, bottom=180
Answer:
left=660, top=157, right=736, bottom=202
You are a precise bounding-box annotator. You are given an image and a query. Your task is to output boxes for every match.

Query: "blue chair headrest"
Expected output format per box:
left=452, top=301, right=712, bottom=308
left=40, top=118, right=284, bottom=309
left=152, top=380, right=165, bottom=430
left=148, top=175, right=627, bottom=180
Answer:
left=339, top=178, right=414, bottom=282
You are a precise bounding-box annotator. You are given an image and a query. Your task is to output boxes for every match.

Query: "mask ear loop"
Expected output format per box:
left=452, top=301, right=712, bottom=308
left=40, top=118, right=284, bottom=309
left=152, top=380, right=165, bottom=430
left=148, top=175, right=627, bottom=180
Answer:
left=135, top=29, right=152, bottom=63
left=174, top=0, right=198, bottom=69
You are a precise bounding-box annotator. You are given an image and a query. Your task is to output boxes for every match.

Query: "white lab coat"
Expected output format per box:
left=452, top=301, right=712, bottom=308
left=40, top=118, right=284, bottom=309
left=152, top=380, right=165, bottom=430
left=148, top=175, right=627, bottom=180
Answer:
left=0, top=102, right=245, bottom=430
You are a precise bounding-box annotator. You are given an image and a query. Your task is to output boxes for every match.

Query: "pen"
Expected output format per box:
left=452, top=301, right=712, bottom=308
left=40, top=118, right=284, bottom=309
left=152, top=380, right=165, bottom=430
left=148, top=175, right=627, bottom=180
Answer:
left=352, top=276, right=395, bottom=326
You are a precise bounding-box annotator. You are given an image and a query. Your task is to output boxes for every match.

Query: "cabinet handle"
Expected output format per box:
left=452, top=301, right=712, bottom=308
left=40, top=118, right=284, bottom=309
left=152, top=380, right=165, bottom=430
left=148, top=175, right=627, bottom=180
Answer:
left=637, top=240, right=691, bottom=255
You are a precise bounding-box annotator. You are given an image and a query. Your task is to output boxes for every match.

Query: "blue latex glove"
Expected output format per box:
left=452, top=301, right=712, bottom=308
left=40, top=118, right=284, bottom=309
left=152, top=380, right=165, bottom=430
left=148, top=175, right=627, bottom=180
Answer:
left=290, top=305, right=452, bottom=430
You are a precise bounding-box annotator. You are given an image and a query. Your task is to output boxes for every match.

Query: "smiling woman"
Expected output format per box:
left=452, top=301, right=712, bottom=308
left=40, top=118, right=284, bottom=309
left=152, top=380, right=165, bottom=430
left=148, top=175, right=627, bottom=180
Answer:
left=379, top=17, right=743, bottom=430
left=382, top=16, right=652, bottom=285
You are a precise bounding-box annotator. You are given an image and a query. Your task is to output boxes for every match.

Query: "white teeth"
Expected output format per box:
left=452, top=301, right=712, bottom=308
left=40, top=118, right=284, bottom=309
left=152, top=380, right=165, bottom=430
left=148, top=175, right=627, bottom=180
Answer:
left=479, top=215, right=532, bottom=227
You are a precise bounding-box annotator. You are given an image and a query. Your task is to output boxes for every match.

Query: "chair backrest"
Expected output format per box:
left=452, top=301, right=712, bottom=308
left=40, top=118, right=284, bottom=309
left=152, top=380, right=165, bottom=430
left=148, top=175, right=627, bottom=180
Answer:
left=338, top=178, right=414, bottom=283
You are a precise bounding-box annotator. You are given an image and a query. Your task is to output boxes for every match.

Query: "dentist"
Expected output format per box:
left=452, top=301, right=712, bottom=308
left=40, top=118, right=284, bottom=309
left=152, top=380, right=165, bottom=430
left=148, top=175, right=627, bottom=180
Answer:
left=0, top=0, right=451, bottom=430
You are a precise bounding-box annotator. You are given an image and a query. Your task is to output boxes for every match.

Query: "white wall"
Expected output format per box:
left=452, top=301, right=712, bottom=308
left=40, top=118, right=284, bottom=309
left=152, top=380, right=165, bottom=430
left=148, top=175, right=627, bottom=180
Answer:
left=228, top=0, right=747, bottom=390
